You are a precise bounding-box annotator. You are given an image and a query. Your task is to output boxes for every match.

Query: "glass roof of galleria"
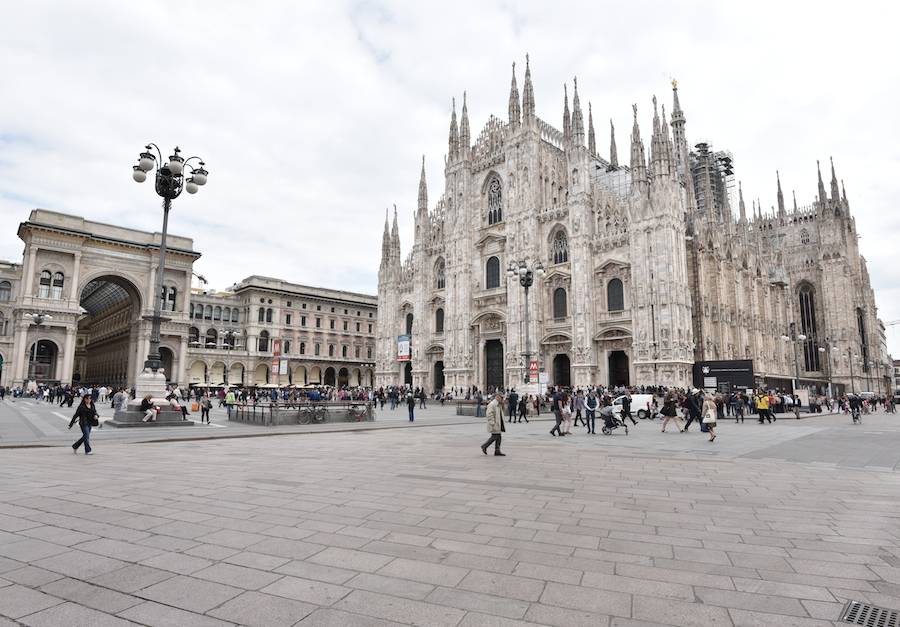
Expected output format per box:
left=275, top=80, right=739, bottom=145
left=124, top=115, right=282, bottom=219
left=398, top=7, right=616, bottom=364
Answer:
left=80, top=279, right=131, bottom=317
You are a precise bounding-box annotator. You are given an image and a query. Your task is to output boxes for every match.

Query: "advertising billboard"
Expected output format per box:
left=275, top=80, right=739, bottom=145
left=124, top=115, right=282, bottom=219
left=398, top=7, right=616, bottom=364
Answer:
left=397, top=335, right=411, bottom=362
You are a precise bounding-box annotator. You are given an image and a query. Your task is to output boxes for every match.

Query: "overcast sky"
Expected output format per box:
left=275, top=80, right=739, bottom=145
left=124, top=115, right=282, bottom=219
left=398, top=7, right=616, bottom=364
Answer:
left=2, top=1, right=899, bottom=353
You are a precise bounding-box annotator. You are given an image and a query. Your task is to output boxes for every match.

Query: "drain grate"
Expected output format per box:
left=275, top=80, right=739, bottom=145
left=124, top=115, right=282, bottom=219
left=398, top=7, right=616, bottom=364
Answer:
left=841, top=601, right=899, bottom=627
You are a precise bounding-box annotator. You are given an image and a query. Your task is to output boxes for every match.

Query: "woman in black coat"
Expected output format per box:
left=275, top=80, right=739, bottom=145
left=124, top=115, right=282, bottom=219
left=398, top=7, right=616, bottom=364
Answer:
left=68, top=394, right=98, bottom=455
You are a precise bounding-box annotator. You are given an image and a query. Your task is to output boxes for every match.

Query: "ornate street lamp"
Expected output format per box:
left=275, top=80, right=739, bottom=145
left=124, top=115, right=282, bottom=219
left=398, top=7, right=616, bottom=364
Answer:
left=132, top=144, right=208, bottom=377
left=507, top=259, right=544, bottom=385
left=781, top=321, right=806, bottom=401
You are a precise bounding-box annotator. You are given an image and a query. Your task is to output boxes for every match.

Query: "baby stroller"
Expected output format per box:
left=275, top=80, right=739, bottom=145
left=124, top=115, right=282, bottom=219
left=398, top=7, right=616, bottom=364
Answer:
left=599, top=406, right=628, bottom=435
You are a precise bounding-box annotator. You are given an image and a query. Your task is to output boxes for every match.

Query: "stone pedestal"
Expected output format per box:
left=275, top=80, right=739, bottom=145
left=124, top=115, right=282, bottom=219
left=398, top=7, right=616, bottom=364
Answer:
left=105, top=367, right=195, bottom=428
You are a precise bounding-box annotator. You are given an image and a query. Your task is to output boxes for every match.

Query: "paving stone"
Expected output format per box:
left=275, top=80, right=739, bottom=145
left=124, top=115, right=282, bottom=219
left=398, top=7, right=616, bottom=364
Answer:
left=19, top=601, right=134, bottom=627
left=726, top=608, right=835, bottom=627
left=512, top=561, right=582, bottom=584
left=196, top=528, right=268, bottom=549
left=0, top=584, right=62, bottom=619
left=695, top=586, right=808, bottom=616
left=347, top=572, right=435, bottom=600
left=0, top=538, right=70, bottom=562
left=138, top=574, right=242, bottom=613
left=208, top=590, right=316, bottom=626
left=139, top=550, right=212, bottom=574
left=247, top=537, right=325, bottom=560
left=524, top=603, right=612, bottom=627
left=183, top=543, right=241, bottom=561
left=457, top=570, right=546, bottom=602
left=117, top=600, right=234, bottom=627
left=334, top=589, right=466, bottom=626
left=192, top=561, right=283, bottom=590
left=425, top=586, right=530, bottom=619
left=296, top=608, right=405, bottom=626
left=378, top=557, right=469, bottom=586
left=92, top=564, right=175, bottom=593
left=33, top=549, right=128, bottom=579
left=40, top=577, right=142, bottom=614
left=632, top=594, right=733, bottom=627
left=1, top=565, right=64, bottom=587
left=731, top=576, right=836, bottom=601
left=223, top=550, right=291, bottom=571
left=75, top=537, right=165, bottom=563
left=582, top=571, right=694, bottom=600
left=274, top=559, right=358, bottom=584
left=309, top=547, right=395, bottom=573
left=540, top=581, right=631, bottom=617
left=260, top=575, right=352, bottom=605
left=19, top=526, right=98, bottom=547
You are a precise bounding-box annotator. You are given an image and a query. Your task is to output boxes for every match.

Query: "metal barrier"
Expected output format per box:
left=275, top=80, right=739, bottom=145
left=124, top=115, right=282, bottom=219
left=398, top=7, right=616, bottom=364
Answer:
left=228, top=401, right=374, bottom=426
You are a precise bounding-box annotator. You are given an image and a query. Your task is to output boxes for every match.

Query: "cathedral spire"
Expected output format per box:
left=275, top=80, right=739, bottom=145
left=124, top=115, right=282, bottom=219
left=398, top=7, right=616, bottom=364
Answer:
left=776, top=170, right=785, bottom=216
left=738, top=181, right=747, bottom=223
left=522, top=53, right=535, bottom=122
left=448, top=98, right=458, bottom=160
left=816, top=159, right=827, bottom=204
left=508, top=62, right=520, bottom=126
left=417, top=155, right=427, bottom=213
left=587, top=102, right=596, bottom=155
left=562, top=83, right=571, bottom=142
left=829, top=156, right=840, bottom=201
left=381, top=208, right=391, bottom=258
left=459, top=92, right=470, bottom=153
left=670, top=78, right=689, bottom=180
left=609, top=119, right=618, bottom=170
left=841, top=179, right=848, bottom=204
left=391, top=204, right=399, bottom=248
left=571, top=77, right=584, bottom=147
left=792, top=189, right=798, bottom=213
left=630, top=103, right=647, bottom=189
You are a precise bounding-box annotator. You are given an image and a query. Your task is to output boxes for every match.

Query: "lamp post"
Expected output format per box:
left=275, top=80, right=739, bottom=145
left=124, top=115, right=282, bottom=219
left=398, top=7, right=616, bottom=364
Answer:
left=780, top=322, right=807, bottom=395
left=817, top=337, right=833, bottom=398
left=23, top=312, right=52, bottom=382
left=219, top=329, right=239, bottom=351
left=847, top=347, right=856, bottom=394
left=132, top=144, right=208, bottom=379
left=507, top=259, right=544, bottom=385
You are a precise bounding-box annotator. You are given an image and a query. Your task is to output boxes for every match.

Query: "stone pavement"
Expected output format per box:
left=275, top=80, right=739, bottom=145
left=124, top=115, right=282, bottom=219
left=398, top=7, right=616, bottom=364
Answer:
left=1, top=411, right=900, bottom=626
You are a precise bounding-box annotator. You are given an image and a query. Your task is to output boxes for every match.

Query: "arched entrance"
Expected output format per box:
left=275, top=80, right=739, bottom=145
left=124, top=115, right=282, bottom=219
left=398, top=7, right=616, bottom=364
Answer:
left=403, top=362, right=412, bottom=386
left=484, top=340, right=503, bottom=391
left=309, top=366, right=321, bottom=384
left=190, top=361, right=207, bottom=385
left=324, top=367, right=336, bottom=387
left=552, top=354, right=571, bottom=388
left=433, top=361, right=445, bottom=391
left=77, top=275, right=143, bottom=387
left=351, top=368, right=360, bottom=387
left=338, top=367, right=349, bottom=388
left=159, top=347, right=174, bottom=384
left=209, top=361, right=226, bottom=385
left=254, top=363, right=269, bottom=385
left=229, top=363, right=244, bottom=385
left=609, top=351, right=629, bottom=388
left=291, top=365, right=306, bottom=386
left=27, top=340, right=59, bottom=383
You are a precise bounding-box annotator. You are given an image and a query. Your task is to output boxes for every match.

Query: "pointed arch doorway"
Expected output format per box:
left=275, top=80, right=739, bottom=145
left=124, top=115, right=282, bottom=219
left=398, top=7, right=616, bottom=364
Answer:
left=609, top=351, right=629, bottom=388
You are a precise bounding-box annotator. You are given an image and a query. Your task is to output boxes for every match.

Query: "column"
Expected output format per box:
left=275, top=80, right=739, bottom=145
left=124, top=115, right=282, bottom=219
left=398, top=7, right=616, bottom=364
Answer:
left=21, top=247, right=37, bottom=299
left=12, top=323, right=30, bottom=385
left=69, top=252, right=82, bottom=301
left=176, top=335, right=188, bottom=385
left=61, top=326, right=77, bottom=384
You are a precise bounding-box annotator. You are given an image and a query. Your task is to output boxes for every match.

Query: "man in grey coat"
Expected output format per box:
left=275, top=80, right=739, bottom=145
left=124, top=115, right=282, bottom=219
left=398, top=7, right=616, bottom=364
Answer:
left=481, top=392, right=506, bottom=456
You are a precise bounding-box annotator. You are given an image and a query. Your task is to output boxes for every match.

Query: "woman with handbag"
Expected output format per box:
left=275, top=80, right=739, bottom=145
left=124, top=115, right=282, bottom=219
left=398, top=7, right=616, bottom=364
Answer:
left=68, top=394, right=99, bottom=454
left=702, top=394, right=718, bottom=442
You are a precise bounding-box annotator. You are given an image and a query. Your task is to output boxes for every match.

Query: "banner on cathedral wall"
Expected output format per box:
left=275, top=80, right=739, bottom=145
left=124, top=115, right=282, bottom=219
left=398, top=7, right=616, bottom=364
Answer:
left=272, top=339, right=281, bottom=357
left=529, top=360, right=539, bottom=383
left=279, top=360, right=288, bottom=375
left=397, top=335, right=411, bottom=362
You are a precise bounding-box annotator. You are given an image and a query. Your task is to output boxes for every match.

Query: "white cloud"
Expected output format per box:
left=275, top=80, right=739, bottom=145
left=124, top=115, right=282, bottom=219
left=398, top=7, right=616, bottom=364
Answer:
left=2, top=0, right=899, bottom=352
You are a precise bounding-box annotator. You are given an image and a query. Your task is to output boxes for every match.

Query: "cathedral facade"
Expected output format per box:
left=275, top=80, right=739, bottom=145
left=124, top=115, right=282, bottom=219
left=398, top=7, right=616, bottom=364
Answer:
left=375, top=57, right=889, bottom=394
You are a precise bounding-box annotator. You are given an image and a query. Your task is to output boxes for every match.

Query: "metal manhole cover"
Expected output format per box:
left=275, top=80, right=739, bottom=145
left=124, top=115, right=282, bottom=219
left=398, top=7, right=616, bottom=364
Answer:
left=841, top=601, right=899, bottom=627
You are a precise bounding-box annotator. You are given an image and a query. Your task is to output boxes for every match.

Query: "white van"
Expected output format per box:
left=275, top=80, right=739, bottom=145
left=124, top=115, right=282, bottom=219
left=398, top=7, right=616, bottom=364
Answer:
left=613, top=394, right=656, bottom=419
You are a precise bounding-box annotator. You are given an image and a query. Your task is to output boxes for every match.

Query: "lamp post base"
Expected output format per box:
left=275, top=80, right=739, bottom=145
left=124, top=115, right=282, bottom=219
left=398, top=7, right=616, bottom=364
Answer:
left=104, top=368, right=196, bottom=428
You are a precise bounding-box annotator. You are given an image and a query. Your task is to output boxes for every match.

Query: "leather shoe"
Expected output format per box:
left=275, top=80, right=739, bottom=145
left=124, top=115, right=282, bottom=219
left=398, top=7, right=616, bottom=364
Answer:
left=481, top=446, right=487, bottom=455
left=494, top=451, right=506, bottom=456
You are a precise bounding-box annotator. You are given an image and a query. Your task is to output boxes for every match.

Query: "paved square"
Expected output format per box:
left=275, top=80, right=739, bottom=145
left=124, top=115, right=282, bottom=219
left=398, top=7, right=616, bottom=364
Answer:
left=1, top=406, right=900, bottom=626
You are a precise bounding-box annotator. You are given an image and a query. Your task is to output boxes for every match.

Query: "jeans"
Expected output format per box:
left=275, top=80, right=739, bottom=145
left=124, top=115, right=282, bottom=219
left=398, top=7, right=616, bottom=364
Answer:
left=586, top=410, right=595, bottom=433
left=73, top=423, right=92, bottom=453
left=201, top=407, right=210, bottom=423
left=550, top=411, right=563, bottom=435
left=408, top=407, right=414, bottom=421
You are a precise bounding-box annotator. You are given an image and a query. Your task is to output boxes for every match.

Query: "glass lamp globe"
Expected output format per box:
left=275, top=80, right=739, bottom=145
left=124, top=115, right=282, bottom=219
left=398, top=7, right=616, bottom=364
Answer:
left=138, top=152, right=155, bottom=172
left=168, top=154, right=184, bottom=175
left=192, top=167, right=208, bottom=185
left=132, top=166, right=147, bottom=182
left=185, top=180, right=198, bottom=194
